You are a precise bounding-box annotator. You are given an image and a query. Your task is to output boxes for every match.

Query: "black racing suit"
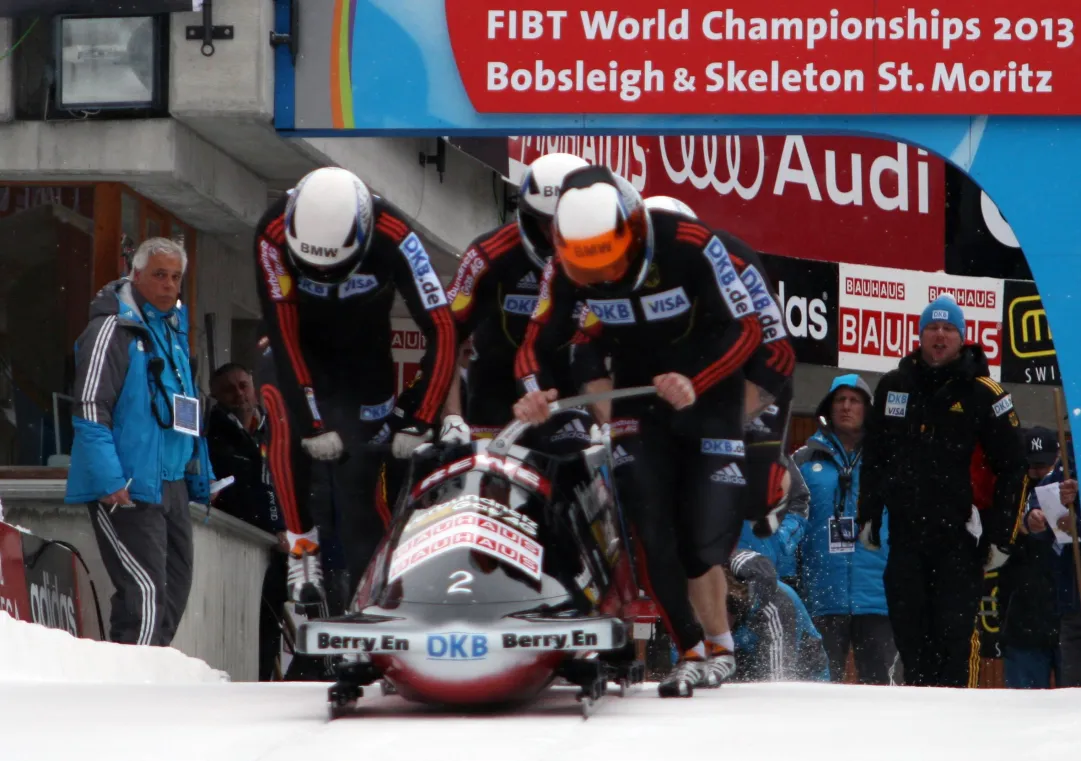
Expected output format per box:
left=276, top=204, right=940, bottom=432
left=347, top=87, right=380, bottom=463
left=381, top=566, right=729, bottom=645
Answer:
left=725, top=238, right=796, bottom=524
left=447, top=221, right=582, bottom=437
left=253, top=195, right=457, bottom=595
left=857, top=345, right=1030, bottom=687
left=516, top=211, right=763, bottom=653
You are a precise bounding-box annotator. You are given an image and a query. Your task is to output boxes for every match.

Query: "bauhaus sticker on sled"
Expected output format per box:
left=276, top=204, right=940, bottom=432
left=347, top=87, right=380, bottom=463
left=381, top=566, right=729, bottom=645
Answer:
left=388, top=511, right=544, bottom=582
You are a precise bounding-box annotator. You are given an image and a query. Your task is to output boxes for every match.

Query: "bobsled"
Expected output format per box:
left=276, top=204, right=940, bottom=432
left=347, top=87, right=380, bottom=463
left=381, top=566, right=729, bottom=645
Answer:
left=295, top=389, right=654, bottom=718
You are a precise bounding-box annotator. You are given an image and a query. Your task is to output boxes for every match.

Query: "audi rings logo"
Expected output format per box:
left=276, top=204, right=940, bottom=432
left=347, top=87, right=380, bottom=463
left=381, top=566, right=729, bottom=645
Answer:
left=659, top=136, right=766, bottom=201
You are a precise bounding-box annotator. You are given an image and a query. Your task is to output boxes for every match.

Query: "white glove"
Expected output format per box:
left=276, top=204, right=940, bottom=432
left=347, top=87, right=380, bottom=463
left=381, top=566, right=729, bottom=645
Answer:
left=965, top=505, right=983, bottom=542
left=301, top=431, right=343, bottom=461
left=439, top=415, right=470, bottom=446
left=589, top=423, right=610, bottom=446
left=984, top=545, right=1010, bottom=572
left=858, top=522, right=880, bottom=551
left=392, top=427, right=433, bottom=459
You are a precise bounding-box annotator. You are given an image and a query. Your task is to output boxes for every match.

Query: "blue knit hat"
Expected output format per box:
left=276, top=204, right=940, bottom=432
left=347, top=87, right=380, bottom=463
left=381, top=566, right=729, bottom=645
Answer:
left=919, top=295, right=967, bottom=337
left=815, top=373, right=873, bottom=423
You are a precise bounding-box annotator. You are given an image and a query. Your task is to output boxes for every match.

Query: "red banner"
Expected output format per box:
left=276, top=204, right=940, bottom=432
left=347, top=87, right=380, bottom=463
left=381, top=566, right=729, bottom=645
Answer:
left=447, top=0, right=1081, bottom=115
left=0, top=522, right=31, bottom=623
left=509, top=134, right=946, bottom=271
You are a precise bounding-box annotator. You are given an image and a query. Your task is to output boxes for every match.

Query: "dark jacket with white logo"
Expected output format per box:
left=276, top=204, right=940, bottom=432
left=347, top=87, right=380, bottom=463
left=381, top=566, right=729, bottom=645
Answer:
left=206, top=404, right=284, bottom=536
left=253, top=194, right=457, bottom=435
left=516, top=211, right=762, bottom=414
left=446, top=222, right=580, bottom=420
left=857, top=345, right=1029, bottom=549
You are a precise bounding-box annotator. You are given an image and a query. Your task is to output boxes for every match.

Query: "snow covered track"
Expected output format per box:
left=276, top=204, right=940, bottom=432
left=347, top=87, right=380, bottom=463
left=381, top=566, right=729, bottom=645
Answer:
left=1, top=677, right=1077, bottom=761
left=1, top=614, right=1075, bottom=760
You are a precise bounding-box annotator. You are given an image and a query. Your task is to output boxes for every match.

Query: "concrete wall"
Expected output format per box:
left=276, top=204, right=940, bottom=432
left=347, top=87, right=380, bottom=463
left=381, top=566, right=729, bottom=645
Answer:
left=2, top=488, right=276, bottom=681
left=0, top=120, right=267, bottom=235
left=193, top=231, right=261, bottom=384
left=0, top=19, right=11, bottom=123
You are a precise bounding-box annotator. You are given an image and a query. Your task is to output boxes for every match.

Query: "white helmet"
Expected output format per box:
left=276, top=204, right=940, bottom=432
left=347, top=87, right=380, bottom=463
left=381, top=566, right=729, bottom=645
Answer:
left=644, top=195, right=697, bottom=219
left=517, top=152, right=590, bottom=270
left=284, top=166, right=375, bottom=284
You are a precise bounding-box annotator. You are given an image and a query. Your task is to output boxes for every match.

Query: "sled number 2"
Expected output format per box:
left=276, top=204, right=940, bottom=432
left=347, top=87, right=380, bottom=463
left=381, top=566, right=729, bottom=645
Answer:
left=447, top=570, right=474, bottom=595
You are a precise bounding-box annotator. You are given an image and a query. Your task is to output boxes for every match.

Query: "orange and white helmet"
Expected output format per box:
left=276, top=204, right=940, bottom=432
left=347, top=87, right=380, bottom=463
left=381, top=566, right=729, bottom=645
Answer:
left=517, top=153, right=590, bottom=270
left=552, top=165, right=653, bottom=293
left=644, top=195, right=697, bottom=219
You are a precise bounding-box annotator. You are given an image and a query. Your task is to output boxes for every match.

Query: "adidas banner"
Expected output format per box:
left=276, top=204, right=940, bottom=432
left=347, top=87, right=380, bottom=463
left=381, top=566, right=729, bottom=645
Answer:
left=0, top=0, right=202, bottom=15
left=759, top=254, right=839, bottom=368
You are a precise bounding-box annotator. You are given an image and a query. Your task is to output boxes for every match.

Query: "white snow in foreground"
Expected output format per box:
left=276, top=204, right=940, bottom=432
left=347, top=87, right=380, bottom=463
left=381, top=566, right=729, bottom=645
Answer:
left=0, top=609, right=1077, bottom=761
left=0, top=676, right=1078, bottom=761
left=0, top=610, right=227, bottom=685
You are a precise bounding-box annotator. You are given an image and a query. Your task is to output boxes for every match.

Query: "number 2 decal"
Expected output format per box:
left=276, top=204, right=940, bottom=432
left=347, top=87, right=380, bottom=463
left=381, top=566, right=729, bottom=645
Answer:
left=447, top=570, right=474, bottom=595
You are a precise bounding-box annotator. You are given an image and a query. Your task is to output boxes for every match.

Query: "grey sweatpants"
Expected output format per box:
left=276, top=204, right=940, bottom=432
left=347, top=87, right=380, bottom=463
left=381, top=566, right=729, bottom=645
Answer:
left=89, top=480, right=193, bottom=646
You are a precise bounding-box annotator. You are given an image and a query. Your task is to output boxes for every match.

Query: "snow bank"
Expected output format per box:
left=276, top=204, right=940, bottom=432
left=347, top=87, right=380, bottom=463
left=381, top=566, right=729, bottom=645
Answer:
left=0, top=611, right=229, bottom=684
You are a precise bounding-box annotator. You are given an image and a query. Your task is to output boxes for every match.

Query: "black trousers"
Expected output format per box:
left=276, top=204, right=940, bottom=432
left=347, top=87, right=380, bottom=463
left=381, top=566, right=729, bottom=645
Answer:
left=612, top=402, right=747, bottom=652
left=884, top=533, right=983, bottom=687
left=813, top=614, right=902, bottom=685
left=743, top=381, right=794, bottom=523
left=89, top=480, right=193, bottom=647
left=259, top=552, right=288, bottom=681
left=257, top=350, right=403, bottom=602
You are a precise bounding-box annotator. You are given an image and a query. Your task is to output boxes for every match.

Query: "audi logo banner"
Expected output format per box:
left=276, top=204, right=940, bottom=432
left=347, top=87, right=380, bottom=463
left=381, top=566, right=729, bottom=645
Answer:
left=0, top=0, right=201, bottom=14
left=509, top=134, right=946, bottom=272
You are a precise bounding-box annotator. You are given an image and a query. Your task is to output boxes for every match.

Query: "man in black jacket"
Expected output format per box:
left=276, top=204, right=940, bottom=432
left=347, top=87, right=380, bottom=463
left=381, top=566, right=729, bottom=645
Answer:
left=857, top=295, right=1029, bottom=687
left=208, top=362, right=288, bottom=680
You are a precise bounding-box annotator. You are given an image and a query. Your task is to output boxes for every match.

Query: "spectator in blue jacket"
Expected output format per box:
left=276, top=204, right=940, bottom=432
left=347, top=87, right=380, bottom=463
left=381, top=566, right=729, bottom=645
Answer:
left=65, top=238, right=214, bottom=647
left=738, top=457, right=810, bottom=588
left=726, top=549, right=830, bottom=683
left=794, top=373, right=900, bottom=685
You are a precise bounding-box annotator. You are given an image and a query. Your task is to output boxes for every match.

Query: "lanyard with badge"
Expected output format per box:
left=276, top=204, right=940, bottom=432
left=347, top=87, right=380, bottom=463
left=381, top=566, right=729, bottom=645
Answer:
left=146, top=314, right=201, bottom=437
left=828, top=442, right=863, bottom=554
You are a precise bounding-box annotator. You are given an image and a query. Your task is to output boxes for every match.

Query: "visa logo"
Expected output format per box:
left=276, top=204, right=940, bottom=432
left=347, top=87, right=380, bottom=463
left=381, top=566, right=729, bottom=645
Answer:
left=339, top=274, right=379, bottom=298
left=640, top=287, right=690, bottom=321
left=587, top=298, right=636, bottom=325
left=503, top=294, right=539, bottom=316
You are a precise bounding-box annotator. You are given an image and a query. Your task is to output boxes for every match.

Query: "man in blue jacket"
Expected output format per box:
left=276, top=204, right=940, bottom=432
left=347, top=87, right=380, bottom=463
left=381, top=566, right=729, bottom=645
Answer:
left=65, top=238, right=214, bottom=647
left=794, top=373, right=900, bottom=684
left=726, top=549, right=830, bottom=682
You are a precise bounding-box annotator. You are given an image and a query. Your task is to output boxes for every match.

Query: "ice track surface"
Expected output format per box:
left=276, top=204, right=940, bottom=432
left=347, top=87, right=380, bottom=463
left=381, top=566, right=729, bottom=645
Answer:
left=1, top=678, right=1077, bottom=761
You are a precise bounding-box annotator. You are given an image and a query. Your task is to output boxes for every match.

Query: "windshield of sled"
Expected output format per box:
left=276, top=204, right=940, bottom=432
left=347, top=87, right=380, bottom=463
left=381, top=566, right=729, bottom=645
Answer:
left=378, top=446, right=573, bottom=604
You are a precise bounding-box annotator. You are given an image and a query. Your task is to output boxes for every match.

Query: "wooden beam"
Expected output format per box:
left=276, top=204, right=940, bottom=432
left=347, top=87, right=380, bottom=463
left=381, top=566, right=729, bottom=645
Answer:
left=91, top=183, right=122, bottom=296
